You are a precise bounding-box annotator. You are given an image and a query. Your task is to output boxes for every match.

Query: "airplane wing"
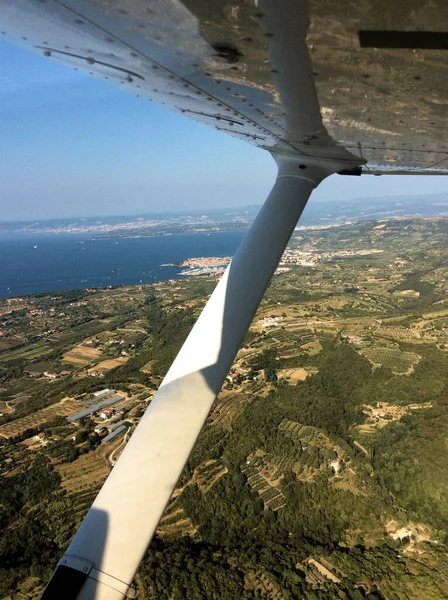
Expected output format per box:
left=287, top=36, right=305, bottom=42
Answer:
left=1, top=1, right=447, bottom=599
left=2, top=0, right=447, bottom=174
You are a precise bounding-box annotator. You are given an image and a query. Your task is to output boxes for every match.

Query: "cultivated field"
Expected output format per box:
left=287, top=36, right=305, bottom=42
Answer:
left=359, top=346, right=420, bottom=373
left=194, top=459, right=228, bottom=493
left=209, top=392, right=250, bottom=429
left=241, top=452, right=289, bottom=511
left=0, top=397, right=80, bottom=439
left=62, top=345, right=102, bottom=366
left=87, top=356, right=129, bottom=373
left=279, top=419, right=335, bottom=451
left=277, top=368, right=309, bottom=384
left=0, top=342, right=53, bottom=367
left=56, top=438, right=120, bottom=494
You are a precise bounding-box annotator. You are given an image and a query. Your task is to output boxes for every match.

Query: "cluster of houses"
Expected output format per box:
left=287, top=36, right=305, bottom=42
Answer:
left=259, top=315, right=284, bottom=328
left=100, top=407, right=116, bottom=420
left=226, top=371, right=242, bottom=384
left=34, top=432, right=46, bottom=444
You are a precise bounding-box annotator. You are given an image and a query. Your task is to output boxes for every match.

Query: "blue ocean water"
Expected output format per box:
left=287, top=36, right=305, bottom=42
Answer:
left=0, top=231, right=247, bottom=298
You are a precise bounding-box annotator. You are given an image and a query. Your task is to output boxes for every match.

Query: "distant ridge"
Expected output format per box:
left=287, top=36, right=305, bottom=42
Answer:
left=0, top=194, right=446, bottom=235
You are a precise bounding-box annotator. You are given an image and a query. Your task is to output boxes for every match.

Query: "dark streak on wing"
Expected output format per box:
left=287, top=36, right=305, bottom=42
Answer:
left=359, top=30, right=448, bottom=50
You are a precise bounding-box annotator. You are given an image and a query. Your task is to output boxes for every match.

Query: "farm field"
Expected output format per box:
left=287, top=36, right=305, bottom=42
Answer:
left=359, top=346, right=420, bottom=373
left=87, top=356, right=129, bottom=373
left=241, top=452, right=288, bottom=511
left=0, top=342, right=53, bottom=367
left=209, top=392, right=251, bottom=429
left=277, top=367, right=309, bottom=383
left=0, top=397, right=80, bottom=439
left=63, top=345, right=103, bottom=366
left=57, top=438, right=120, bottom=494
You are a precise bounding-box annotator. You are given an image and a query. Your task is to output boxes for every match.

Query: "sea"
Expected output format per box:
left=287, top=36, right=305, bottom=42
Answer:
left=0, top=231, right=247, bottom=299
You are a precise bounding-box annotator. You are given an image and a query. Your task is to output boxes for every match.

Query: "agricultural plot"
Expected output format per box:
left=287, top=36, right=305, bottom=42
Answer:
left=241, top=452, right=294, bottom=511
left=0, top=335, right=24, bottom=351
left=422, top=308, right=448, bottom=320
left=23, top=360, right=55, bottom=375
left=359, top=346, right=420, bottom=373
left=375, top=326, right=421, bottom=340
left=209, top=393, right=250, bottom=429
left=300, top=340, right=323, bottom=355
left=278, top=420, right=341, bottom=481
left=63, top=345, right=102, bottom=366
left=56, top=438, right=119, bottom=494
left=245, top=572, right=286, bottom=600
left=317, top=330, right=336, bottom=341
left=0, top=342, right=53, bottom=367
left=269, top=329, right=298, bottom=343
left=194, top=459, right=228, bottom=493
left=279, top=420, right=334, bottom=451
left=277, top=368, right=309, bottom=384
left=87, top=356, right=129, bottom=373
left=48, top=320, right=111, bottom=347
left=0, top=397, right=80, bottom=439
left=66, top=487, right=102, bottom=521
left=356, top=423, right=378, bottom=435
left=291, top=330, right=316, bottom=343
left=140, top=359, right=154, bottom=374
left=157, top=499, right=196, bottom=539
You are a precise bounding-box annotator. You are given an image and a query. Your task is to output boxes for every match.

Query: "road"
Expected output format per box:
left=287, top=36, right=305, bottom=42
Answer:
left=353, top=440, right=369, bottom=456
left=108, top=430, right=129, bottom=466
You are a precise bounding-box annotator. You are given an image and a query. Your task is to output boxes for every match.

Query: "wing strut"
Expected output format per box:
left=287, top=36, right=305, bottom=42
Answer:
left=41, top=153, right=348, bottom=600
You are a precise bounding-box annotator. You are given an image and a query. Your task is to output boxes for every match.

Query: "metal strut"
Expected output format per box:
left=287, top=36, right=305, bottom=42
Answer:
left=41, top=154, right=346, bottom=600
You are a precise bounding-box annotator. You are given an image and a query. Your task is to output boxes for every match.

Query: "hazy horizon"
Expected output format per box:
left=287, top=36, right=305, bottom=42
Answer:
left=0, top=190, right=447, bottom=225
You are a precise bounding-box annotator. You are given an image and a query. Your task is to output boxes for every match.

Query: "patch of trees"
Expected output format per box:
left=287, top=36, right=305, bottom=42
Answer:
left=373, top=398, right=448, bottom=536
left=390, top=272, right=442, bottom=310
left=0, top=455, right=60, bottom=527
left=45, top=439, right=79, bottom=463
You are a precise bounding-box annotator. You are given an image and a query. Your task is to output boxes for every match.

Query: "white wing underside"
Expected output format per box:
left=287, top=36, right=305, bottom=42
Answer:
left=2, top=0, right=448, bottom=174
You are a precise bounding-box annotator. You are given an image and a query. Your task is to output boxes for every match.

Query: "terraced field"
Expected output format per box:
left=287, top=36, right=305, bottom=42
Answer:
left=279, top=420, right=334, bottom=451
left=375, top=326, right=421, bottom=340
left=241, top=452, right=292, bottom=511
left=209, top=392, right=250, bottom=429
left=245, top=572, right=286, bottom=600
left=360, top=346, right=420, bottom=373
left=157, top=498, right=196, bottom=539
left=0, top=397, right=80, bottom=439
left=269, top=329, right=300, bottom=343
left=278, top=420, right=343, bottom=481
left=66, top=487, right=102, bottom=521
left=194, top=459, right=227, bottom=493
left=56, top=438, right=120, bottom=494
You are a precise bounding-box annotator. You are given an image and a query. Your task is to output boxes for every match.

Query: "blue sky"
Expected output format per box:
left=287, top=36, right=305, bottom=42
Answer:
left=1, top=39, right=447, bottom=221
